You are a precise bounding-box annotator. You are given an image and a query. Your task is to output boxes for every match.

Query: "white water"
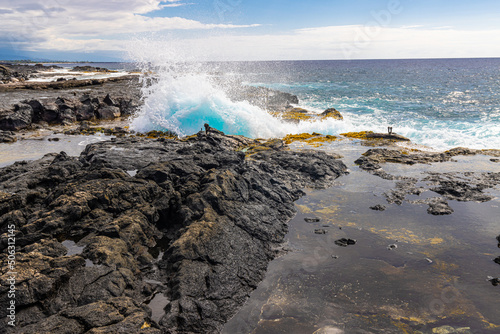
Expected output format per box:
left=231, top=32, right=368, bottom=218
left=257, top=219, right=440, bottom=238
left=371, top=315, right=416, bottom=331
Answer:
left=128, top=42, right=500, bottom=150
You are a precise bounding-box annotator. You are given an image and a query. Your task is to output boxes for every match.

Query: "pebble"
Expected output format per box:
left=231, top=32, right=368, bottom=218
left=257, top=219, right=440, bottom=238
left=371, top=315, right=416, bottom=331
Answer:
left=487, top=276, right=500, bottom=286
left=314, top=229, right=328, bottom=235
left=425, top=258, right=433, bottom=264
left=305, top=217, right=321, bottom=223
left=387, top=244, right=397, bottom=250
left=370, top=204, right=386, bottom=211
left=335, top=238, right=356, bottom=247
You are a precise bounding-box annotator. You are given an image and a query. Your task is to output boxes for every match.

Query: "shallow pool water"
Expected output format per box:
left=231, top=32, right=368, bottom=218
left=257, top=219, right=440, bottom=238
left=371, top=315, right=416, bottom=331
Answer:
left=224, top=142, right=500, bottom=334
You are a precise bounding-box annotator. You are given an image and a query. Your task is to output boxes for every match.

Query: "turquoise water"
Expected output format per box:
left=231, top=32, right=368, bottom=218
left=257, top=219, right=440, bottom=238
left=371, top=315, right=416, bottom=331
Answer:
left=128, top=58, right=500, bottom=150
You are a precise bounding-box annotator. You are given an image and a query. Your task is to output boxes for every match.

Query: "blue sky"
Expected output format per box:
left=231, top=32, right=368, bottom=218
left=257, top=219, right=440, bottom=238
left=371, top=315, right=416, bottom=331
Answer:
left=1, top=0, right=500, bottom=61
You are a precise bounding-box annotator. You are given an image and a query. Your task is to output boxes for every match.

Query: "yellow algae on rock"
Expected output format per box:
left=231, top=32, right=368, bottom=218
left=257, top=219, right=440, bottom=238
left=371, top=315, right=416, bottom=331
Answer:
left=287, top=107, right=310, bottom=114
left=296, top=204, right=313, bottom=214
left=282, top=133, right=338, bottom=146
left=340, top=131, right=375, bottom=139
left=283, top=133, right=317, bottom=144
left=430, top=237, right=444, bottom=245
left=272, top=110, right=314, bottom=122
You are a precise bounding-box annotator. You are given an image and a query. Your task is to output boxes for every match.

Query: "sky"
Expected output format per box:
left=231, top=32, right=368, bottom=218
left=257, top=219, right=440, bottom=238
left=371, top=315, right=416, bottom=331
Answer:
left=1, top=0, right=500, bottom=61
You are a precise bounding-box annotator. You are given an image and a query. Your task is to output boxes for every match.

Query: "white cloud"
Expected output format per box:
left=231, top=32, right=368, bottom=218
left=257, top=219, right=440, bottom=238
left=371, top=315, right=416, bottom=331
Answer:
left=0, top=0, right=259, bottom=53
left=141, top=25, right=500, bottom=61
left=1, top=1, right=499, bottom=61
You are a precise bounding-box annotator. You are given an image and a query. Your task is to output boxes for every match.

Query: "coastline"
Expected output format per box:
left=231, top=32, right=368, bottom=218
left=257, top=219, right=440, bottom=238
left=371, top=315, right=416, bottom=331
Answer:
left=0, top=63, right=499, bottom=333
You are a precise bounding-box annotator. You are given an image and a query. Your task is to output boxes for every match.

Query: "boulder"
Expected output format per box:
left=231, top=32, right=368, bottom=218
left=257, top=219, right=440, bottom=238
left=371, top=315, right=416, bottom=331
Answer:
left=0, top=130, right=17, bottom=143
left=0, top=103, right=33, bottom=130
left=321, top=108, right=343, bottom=120
left=97, top=105, right=121, bottom=120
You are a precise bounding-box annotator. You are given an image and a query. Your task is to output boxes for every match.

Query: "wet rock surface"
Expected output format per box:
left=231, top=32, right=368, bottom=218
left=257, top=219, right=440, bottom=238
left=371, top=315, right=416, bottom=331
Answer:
left=356, top=148, right=500, bottom=215
left=0, top=130, right=347, bottom=333
left=0, top=78, right=141, bottom=131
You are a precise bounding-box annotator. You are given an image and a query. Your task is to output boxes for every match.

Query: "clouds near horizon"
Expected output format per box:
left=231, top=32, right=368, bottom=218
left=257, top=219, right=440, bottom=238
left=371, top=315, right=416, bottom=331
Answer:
left=1, top=0, right=500, bottom=61
left=0, top=0, right=258, bottom=56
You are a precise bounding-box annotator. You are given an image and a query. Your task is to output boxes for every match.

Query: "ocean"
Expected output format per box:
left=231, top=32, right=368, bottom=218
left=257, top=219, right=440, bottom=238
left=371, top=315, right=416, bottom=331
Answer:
left=54, top=58, right=500, bottom=150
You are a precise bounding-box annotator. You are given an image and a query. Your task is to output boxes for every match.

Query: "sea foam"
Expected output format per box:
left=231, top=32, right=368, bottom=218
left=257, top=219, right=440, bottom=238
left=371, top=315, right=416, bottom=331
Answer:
left=128, top=42, right=500, bottom=150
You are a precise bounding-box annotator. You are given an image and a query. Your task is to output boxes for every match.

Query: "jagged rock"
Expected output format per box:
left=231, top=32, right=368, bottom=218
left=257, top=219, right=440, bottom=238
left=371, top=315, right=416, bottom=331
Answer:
left=224, top=85, right=299, bottom=111
left=370, top=204, right=386, bottom=211
left=334, top=238, right=356, bottom=247
left=97, top=105, right=121, bottom=120
left=0, top=103, right=33, bottom=130
left=0, top=130, right=16, bottom=143
left=426, top=199, right=454, bottom=215
left=0, top=130, right=348, bottom=333
left=424, top=172, right=500, bottom=203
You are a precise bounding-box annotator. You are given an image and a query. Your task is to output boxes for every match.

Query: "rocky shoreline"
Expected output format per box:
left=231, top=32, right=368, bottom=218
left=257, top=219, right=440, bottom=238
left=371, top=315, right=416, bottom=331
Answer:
left=1, top=63, right=500, bottom=333
left=0, top=129, right=347, bottom=333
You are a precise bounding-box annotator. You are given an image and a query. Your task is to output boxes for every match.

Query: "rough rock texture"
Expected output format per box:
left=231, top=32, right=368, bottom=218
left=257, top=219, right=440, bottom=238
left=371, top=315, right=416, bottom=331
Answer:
left=355, top=148, right=453, bottom=168
left=320, top=108, right=343, bottom=120
left=0, top=63, right=63, bottom=83
left=0, top=81, right=141, bottom=130
left=355, top=148, right=500, bottom=215
left=0, top=130, right=16, bottom=143
left=0, top=130, right=348, bottom=333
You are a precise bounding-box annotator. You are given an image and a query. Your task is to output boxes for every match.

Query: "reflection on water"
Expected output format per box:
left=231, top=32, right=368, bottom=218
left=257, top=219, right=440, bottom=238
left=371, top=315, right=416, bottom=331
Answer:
left=224, top=144, right=500, bottom=334
left=0, top=133, right=109, bottom=168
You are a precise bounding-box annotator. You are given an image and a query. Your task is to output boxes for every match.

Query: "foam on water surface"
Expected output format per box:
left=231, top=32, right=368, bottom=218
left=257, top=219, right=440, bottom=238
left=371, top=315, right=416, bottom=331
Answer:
left=127, top=47, right=500, bottom=150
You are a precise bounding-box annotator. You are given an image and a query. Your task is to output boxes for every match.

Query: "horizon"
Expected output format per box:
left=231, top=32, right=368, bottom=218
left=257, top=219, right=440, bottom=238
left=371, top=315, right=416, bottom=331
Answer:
left=1, top=1, right=500, bottom=62
left=3, top=56, right=500, bottom=64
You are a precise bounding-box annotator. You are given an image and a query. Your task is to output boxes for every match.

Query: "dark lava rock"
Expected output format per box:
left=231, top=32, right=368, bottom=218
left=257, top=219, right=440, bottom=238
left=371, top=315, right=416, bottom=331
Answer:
left=320, top=108, right=343, bottom=120
left=334, top=238, right=357, bottom=247
left=0, top=130, right=16, bottom=143
left=314, top=229, right=328, bottom=234
left=365, top=133, right=410, bottom=141
left=356, top=147, right=500, bottom=215
left=0, top=84, right=140, bottom=130
left=304, top=217, right=321, bottom=223
left=426, top=198, right=454, bottom=215
left=0, top=130, right=348, bottom=333
left=491, top=159, right=500, bottom=163
left=370, top=204, right=386, bottom=211
left=424, top=172, right=500, bottom=203
left=488, top=277, right=500, bottom=286
left=73, top=66, right=111, bottom=73
left=224, top=84, right=299, bottom=112
left=357, top=148, right=452, bottom=168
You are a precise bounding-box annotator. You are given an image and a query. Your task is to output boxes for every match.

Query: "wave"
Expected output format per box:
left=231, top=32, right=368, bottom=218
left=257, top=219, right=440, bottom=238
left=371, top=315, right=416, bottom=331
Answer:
left=128, top=42, right=500, bottom=150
